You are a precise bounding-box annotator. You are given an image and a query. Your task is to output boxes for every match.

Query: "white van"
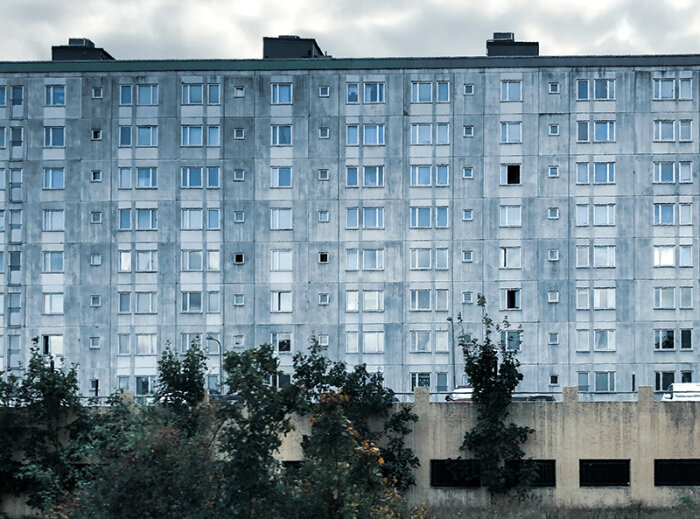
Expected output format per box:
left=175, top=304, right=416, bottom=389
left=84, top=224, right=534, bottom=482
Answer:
left=661, top=383, right=700, bottom=401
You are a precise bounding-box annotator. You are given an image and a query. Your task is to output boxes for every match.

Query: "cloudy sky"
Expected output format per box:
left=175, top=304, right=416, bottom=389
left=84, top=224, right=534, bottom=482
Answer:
left=1, top=0, right=700, bottom=61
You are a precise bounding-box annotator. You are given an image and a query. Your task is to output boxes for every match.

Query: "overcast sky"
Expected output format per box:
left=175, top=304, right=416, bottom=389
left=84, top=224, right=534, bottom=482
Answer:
left=2, top=0, right=700, bottom=61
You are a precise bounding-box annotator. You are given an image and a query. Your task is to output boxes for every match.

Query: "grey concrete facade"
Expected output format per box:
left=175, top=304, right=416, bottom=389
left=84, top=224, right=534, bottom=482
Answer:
left=0, top=49, right=698, bottom=398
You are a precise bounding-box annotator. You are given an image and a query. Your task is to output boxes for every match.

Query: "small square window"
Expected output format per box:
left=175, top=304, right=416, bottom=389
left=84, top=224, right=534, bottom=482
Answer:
left=89, top=337, right=101, bottom=349
left=318, top=211, right=330, bottom=223
left=548, top=249, right=560, bottom=262
left=90, top=211, right=102, bottom=224
left=548, top=291, right=559, bottom=303
left=319, top=127, right=330, bottom=139
left=318, top=169, right=329, bottom=181
left=319, top=86, right=330, bottom=97
left=463, top=125, right=474, bottom=137
left=319, top=293, right=330, bottom=305
left=90, top=253, right=102, bottom=266
left=549, top=375, right=559, bottom=385
left=90, top=295, right=102, bottom=307
left=463, top=84, right=474, bottom=95
left=463, top=167, right=474, bottom=179
left=319, top=252, right=329, bottom=264
left=548, top=166, right=559, bottom=178
left=548, top=207, right=560, bottom=219
left=549, top=82, right=560, bottom=94
left=234, top=86, right=245, bottom=97
left=233, top=128, right=245, bottom=140
left=462, top=250, right=473, bottom=263
left=91, top=87, right=103, bottom=99
left=233, top=211, right=245, bottom=223
left=91, top=129, right=102, bottom=141
left=549, top=124, right=560, bottom=136
left=234, top=253, right=245, bottom=264
left=462, top=209, right=473, bottom=221
left=91, top=170, right=102, bottom=182
left=548, top=332, right=559, bottom=344
left=233, top=169, right=245, bottom=182
left=233, top=294, right=245, bottom=306
left=462, top=291, right=473, bottom=304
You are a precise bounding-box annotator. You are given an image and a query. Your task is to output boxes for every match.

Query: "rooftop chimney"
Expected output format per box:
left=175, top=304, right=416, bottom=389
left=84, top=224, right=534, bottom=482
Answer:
left=263, top=35, right=325, bottom=59
left=486, top=32, right=539, bottom=57
left=52, top=38, right=114, bottom=61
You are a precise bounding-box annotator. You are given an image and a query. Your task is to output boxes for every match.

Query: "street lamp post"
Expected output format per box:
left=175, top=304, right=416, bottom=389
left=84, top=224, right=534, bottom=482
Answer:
left=447, top=317, right=456, bottom=390
left=206, top=335, right=223, bottom=393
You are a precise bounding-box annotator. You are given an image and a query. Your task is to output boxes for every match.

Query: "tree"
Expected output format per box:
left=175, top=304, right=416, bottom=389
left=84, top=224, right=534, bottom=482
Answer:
left=459, top=295, right=535, bottom=495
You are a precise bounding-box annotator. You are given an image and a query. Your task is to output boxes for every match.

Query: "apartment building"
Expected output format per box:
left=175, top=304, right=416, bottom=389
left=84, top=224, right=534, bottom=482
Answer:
left=0, top=34, right=697, bottom=398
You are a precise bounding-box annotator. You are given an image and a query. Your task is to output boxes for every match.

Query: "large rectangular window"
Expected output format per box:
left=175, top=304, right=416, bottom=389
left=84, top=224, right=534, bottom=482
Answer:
left=580, top=460, right=629, bottom=487
left=430, top=460, right=481, bottom=488
left=655, top=460, right=700, bottom=486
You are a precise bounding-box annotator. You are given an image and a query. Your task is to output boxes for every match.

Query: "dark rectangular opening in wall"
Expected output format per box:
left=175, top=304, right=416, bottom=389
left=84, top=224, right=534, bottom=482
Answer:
left=430, top=459, right=480, bottom=487
left=579, top=460, right=630, bottom=487
left=655, top=460, right=700, bottom=486
left=507, top=164, right=520, bottom=184
left=506, top=460, right=557, bottom=487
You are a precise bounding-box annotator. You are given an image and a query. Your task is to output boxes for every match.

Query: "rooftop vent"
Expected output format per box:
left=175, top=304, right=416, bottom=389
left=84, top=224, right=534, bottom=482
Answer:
left=52, top=38, right=114, bottom=61
left=263, top=35, right=326, bottom=59
left=486, top=32, right=538, bottom=57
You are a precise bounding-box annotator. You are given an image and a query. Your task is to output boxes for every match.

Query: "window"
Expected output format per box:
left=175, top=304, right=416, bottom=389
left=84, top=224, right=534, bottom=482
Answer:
left=119, top=126, right=132, bottom=147
left=181, top=126, right=202, bottom=146
left=435, top=249, right=448, bottom=270
left=548, top=166, right=559, bottom=178
left=181, top=291, right=203, bottom=313
left=318, top=169, right=329, bottom=181
left=411, top=166, right=431, bottom=186
left=181, top=167, right=203, bottom=188
left=464, top=83, right=474, bottom=95
left=593, top=245, right=616, bottom=268
left=462, top=209, right=473, bottom=221
left=654, top=287, right=675, bottom=309
left=580, top=460, right=629, bottom=487
left=500, top=80, right=521, bottom=101
left=208, top=84, right=220, bottom=104
left=679, top=78, right=692, bottom=99
left=548, top=207, right=559, bottom=219
left=437, top=82, right=449, bottom=102
left=594, top=329, right=615, bottom=351
left=593, top=204, right=615, bottom=226
left=180, top=208, right=202, bottom=230
left=316, top=210, right=329, bottom=223
left=43, top=293, right=64, bottom=314
left=271, top=250, right=292, bottom=271
left=548, top=291, right=559, bottom=303
left=271, top=167, right=292, bottom=188
left=89, top=253, right=102, bottom=266
left=594, top=372, right=616, bottom=393
left=577, top=79, right=590, bottom=100
left=182, top=83, right=203, bottom=104
left=136, top=334, right=157, bottom=355
left=90, top=211, right=102, bottom=224
left=118, top=292, right=132, bottom=314
left=411, top=124, right=432, bottom=145
left=576, top=288, right=590, bottom=309
left=500, top=247, right=521, bottom=269
left=271, top=125, right=292, bottom=146
left=135, top=375, right=156, bottom=395
left=436, top=207, right=448, bottom=228
left=500, top=122, right=521, bottom=143
left=463, top=125, right=474, bottom=137
left=319, top=293, right=330, bottom=305
left=91, top=129, right=102, bottom=141
left=577, top=121, right=589, bottom=142
left=206, top=250, right=220, bottom=272
left=411, top=207, right=431, bottom=228
left=680, top=120, right=692, bottom=141
left=594, top=79, right=615, bottom=100
left=653, top=204, right=674, bottom=225
left=136, top=250, right=157, bottom=272
left=319, top=127, right=330, bottom=139
left=362, top=249, right=384, bottom=270
left=549, top=124, right=559, bottom=136
left=363, top=290, right=384, bottom=312
left=410, top=248, right=431, bottom=270
left=0, top=85, right=5, bottom=106
left=319, top=85, right=330, bottom=97
left=364, top=82, right=384, bottom=103
left=271, top=83, right=292, bottom=104
left=680, top=245, right=692, bottom=267
left=680, top=286, right=692, bottom=309
left=346, top=291, right=359, bottom=312
left=410, top=289, right=431, bottom=311
left=548, top=249, right=559, bottom=262
left=594, top=121, right=615, bottom=142
left=363, top=124, right=385, bottom=145
left=136, top=167, right=157, bottom=188
left=181, top=250, right=203, bottom=271
left=137, top=84, right=158, bottom=105
left=43, top=168, right=64, bottom=190
left=119, top=85, right=132, bottom=105
left=462, top=250, right=473, bottom=263
left=208, top=130, right=220, bottom=149
left=594, top=162, right=615, bottom=184
left=436, top=165, right=448, bottom=186
left=135, top=292, right=157, bottom=314
left=654, top=245, right=675, bottom=267
left=593, top=287, right=616, bottom=309
left=548, top=333, right=559, bottom=345
left=463, top=167, right=474, bottom=179
left=653, top=78, right=675, bottom=100
left=230, top=85, right=243, bottom=98
left=43, top=251, right=63, bottom=273
left=363, top=207, right=384, bottom=229
left=207, top=209, right=220, bottom=229
left=233, top=169, right=245, bottom=182
left=269, top=208, right=292, bottom=230
left=233, top=128, right=244, bottom=140
left=655, top=460, right=700, bottom=486
left=43, top=209, right=64, bottom=231
left=501, top=330, right=521, bottom=350
left=499, top=205, right=521, bottom=227
left=548, top=82, right=560, bottom=94
left=90, top=296, right=101, bottom=308
left=346, top=208, right=359, bottom=229
left=681, top=329, right=692, bottom=349
left=319, top=252, right=329, bottom=264
left=462, top=292, right=473, bottom=304
left=410, top=330, right=431, bottom=352
left=655, top=329, right=675, bottom=350
left=501, top=288, right=521, bottom=310
left=655, top=371, right=675, bottom=392
left=271, top=291, right=293, bottom=313
left=679, top=203, right=692, bottom=225
left=45, top=85, right=65, bottom=106
left=44, top=127, right=64, bottom=147
left=654, top=120, right=674, bottom=141
left=137, top=126, right=157, bottom=146
left=500, top=164, right=520, bottom=185
left=233, top=294, right=245, bottom=306
left=363, top=166, right=384, bottom=187
left=654, top=162, right=675, bottom=183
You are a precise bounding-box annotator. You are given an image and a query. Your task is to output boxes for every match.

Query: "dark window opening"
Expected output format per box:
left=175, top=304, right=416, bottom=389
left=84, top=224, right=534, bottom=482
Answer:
left=579, top=460, right=630, bottom=487
left=681, top=329, right=692, bottom=349
left=507, top=164, right=520, bottom=184
left=505, top=460, right=556, bottom=488
left=430, top=459, right=481, bottom=488
left=272, top=373, right=291, bottom=387
left=319, top=252, right=329, bottom=263
left=681, top=371, right=693, bottom=384
left=233, top=253, right=244, bottom=264
left=506, top=289, right=520, bottom=309
left=278, top=339, right=291, bottom=352
left=655, top=460, right=700, bottom=486
left=89, top=379, right=99, bottom=397
left=655, top=371, right=675, bottom=392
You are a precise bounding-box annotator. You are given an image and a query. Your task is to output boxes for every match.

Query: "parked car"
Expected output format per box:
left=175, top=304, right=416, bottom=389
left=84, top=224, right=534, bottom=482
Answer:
left=512, top=394, right=556, bottom=402
left=661, top=383, right=700, bottom=401
left=446, top=386, right=473, bottom=402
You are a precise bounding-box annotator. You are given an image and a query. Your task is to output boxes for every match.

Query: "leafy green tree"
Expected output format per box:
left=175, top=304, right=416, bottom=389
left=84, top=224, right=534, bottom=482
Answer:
left=459, top=295, right=535, bottom=495
left=155, top=339, right=208, bottom=408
